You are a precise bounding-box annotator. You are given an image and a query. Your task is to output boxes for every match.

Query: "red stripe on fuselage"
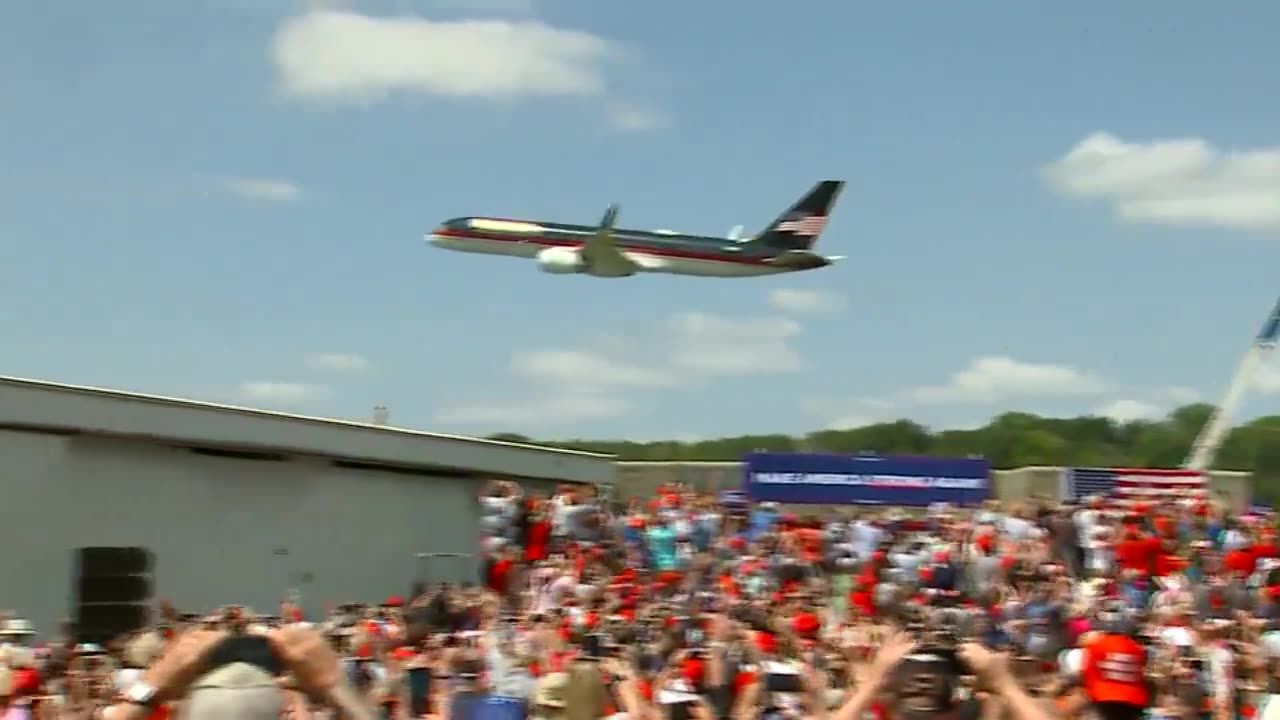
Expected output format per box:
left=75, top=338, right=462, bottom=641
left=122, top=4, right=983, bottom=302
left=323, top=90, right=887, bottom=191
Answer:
left=432, top=228, right=771, bottom=266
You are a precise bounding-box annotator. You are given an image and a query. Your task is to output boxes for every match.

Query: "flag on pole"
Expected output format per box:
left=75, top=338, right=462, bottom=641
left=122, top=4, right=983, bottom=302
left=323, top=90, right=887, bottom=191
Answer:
left=1060, top=467, right=1207, bottom=505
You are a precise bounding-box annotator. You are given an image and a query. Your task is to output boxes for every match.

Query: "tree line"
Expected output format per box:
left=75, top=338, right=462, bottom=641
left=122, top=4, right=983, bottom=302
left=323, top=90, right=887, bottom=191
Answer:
left=490, top=403, right=1280, bottom=503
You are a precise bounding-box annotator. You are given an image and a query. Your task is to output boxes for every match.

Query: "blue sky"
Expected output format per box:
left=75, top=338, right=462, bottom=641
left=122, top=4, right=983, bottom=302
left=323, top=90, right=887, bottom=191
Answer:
left=3, top=0, right=1280, bottom=439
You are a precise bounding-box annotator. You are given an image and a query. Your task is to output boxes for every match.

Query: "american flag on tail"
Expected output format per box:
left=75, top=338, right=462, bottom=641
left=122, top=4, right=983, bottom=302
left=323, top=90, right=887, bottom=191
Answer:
left=774, top=215, right=827, bottom=236
left=1060, top=467, right=1207, bottom=505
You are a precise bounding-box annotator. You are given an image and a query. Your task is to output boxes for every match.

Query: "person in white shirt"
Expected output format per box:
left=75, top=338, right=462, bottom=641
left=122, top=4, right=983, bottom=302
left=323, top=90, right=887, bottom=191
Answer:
left=1085, top=524, right=1114, bottom=576
left=536, top=564, right=576, bottom=615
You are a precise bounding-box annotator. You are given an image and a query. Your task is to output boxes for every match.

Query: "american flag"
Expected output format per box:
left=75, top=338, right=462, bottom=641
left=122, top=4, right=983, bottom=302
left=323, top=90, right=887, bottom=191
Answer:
left=1060, top=467, right=1207, bottom=505
left=774, top=215, right=827, bottom=236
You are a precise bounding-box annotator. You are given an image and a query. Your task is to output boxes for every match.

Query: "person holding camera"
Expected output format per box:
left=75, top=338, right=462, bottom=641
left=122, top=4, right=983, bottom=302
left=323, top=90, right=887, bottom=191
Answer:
left=95, top=625, right=376, bottom=720
left=825, top=630, right=1059, bottom=720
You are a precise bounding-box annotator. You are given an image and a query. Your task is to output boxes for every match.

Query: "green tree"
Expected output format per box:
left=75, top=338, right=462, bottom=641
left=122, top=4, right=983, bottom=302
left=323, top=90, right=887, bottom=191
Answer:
left=518, top=405, right=1280, bottom=489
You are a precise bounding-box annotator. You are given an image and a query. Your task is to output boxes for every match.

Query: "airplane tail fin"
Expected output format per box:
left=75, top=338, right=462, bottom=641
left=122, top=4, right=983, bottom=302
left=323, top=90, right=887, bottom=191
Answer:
left=600, top=204, right=619, bottom=230
left=747, top=180, right=844, bottom=252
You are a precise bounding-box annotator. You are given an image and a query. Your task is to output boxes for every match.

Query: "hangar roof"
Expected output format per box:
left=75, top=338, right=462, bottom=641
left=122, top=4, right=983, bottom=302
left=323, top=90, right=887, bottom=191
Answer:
left=0, top=375, right=614, bottom=485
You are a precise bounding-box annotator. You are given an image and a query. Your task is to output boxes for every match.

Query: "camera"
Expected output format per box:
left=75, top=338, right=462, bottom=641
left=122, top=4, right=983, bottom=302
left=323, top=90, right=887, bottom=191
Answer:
left=581, top=632, right=606, bottom=660
left=203, top=635, right=285, bottom=677
left=890, top=604, right=970, bottom=716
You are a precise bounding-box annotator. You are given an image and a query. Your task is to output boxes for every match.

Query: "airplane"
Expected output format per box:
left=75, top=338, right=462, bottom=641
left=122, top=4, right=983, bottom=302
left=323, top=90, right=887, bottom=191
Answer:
left=426, top=180, right=845, bottom=278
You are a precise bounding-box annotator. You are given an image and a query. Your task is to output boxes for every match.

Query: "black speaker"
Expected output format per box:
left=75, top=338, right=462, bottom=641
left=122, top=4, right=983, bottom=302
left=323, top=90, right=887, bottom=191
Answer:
left=73, top=547, right=154, bottom=642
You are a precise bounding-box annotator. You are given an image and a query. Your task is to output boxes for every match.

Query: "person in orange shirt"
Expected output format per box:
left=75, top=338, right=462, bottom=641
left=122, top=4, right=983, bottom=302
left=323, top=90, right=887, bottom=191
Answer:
left=1080, top=600, right=1149, bottom=720
left=791, top=517, right=823, bottom=565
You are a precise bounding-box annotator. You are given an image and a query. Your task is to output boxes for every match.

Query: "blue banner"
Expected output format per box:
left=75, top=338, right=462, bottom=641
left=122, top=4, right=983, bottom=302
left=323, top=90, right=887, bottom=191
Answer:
left=743, top=452, right=990, bottom=506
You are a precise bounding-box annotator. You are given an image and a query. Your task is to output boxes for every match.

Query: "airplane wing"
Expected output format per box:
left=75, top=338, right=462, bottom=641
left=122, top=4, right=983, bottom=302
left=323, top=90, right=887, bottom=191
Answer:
left=764, top=250, right=841, bottom=270
left=580, top=204, right=639, bottom=277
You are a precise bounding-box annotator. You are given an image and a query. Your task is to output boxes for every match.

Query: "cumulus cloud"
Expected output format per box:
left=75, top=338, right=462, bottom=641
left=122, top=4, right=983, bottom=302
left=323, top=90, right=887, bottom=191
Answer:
left=768, top=288, right=845, bottom=315
left=666, top=312, right=805, bottom=376
left=815, top=358, right=1208, bottom=430
left=271, top=10, right=616, bottom=103
left=1095, top=398, right=1164, bottom=423
left=437, top=310, right=807, bottom=428
left=912, top=356, right=1106, bottom=404
left=303, top=352, right=370, bottom=374
left=1042, top=132, right=1280, bottom=231
left=237, top=381, right=329, bottom=405
left=802, top=397, right=895, bottom=430
left=511, top=348, right=680, bottom=390
left=220, top=177, right=303, bottom=203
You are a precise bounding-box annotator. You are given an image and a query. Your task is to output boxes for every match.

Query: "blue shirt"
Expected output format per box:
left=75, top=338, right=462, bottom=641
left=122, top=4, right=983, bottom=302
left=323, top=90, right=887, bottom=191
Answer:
left=746, top=509, right=778, bottom=541
left=646, top=525, right=678, bottom=570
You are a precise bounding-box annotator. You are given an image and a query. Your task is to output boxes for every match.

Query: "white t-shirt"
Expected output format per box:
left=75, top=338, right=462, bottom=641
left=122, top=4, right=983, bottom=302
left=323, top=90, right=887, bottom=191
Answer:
left=1075, top=509, right=1100, bottom=546
left=536, top=574, right=575, bottom=613
left=1058, top=648, right=1083, bottom=679
left=113, top=668, right=143, bottom=694
left=1001, top=516, right=1034, bottom=542
left=1158, top=625, right=1195, bottom=647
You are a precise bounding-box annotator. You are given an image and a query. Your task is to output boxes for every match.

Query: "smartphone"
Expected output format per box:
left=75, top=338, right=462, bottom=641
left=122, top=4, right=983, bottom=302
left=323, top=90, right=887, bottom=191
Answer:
left=685, top=628, right=704, bottom=647
left=582, top=633, right=605, bottom=659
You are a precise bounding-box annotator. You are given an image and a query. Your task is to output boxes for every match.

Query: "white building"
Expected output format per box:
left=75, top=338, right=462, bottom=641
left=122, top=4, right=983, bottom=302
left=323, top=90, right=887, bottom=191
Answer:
left=0, top=375, right=614, bottom=636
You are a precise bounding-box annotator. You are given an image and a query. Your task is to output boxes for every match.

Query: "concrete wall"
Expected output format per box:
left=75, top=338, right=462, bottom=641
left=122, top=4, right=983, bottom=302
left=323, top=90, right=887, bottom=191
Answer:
left=0, top=428, right=490, bottom=637
left=989, top=466, right=1062, bottom=500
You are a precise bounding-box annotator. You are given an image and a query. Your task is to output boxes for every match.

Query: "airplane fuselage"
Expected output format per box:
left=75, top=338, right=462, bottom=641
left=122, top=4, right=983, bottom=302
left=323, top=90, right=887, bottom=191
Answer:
left=428, top=218, right=815, bottom=278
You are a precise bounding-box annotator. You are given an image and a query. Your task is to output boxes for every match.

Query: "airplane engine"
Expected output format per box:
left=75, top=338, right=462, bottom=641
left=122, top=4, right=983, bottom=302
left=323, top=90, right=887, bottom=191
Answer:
left=536, top=247, right=586, bottom=274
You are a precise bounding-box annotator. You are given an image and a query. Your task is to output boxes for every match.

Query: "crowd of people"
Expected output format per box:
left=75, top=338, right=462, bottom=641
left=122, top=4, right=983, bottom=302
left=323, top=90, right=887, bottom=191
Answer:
left=2, top=478, right=1279, bottom=720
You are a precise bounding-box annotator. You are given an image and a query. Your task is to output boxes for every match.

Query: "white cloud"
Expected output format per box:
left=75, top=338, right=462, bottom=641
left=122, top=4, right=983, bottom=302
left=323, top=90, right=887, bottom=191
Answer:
left=802, top=396, right=894, bottom=430
left=666, top=312, right=804, bottom=376
left=912, top=356, right=1106, bottom=404
left=271, top=10, right=616, bottom=103
left=511, top=348, right=680, bottom=390
left=605, top=102, right=669, bottom=132
left=220, top=177, right=303, bottom=203
left=303, top=352, right=369, bottom=374
left=237, top=381, right=329, bottom=404
left=437, top=310, right=807, bottom=428
left=1095, top=398, right=1164, bottom=423
left=768, top=288, right=846, bottom=315
left=1042, top=132, right=1280, bottom=231
left=435, top=391, right=629, bottom=425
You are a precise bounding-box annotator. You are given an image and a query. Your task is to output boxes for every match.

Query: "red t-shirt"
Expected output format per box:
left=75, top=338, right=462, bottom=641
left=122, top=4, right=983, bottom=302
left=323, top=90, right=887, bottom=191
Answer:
left=1253, top=541, right=1278, bottom=560
left=1153, top=552, right=1185, bottom=577
left=12, top=667, right=40, bottom=696
left=488, top=558, right=514, bottom=594
left=1224, top=548, right=1257, bottom=576
left=1116, top=536, right=1158, bottom=573
left=524, top=520, right=550, bottom=562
